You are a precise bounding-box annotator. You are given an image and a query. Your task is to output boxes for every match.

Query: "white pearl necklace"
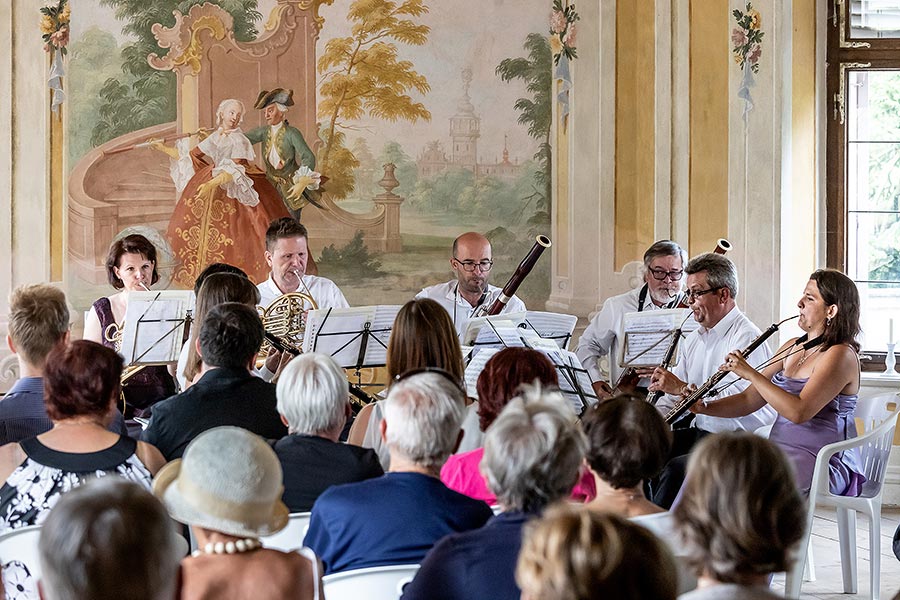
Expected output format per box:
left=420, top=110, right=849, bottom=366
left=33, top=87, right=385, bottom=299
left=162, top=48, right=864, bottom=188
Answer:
left=191, top=537, right=261, bottom=557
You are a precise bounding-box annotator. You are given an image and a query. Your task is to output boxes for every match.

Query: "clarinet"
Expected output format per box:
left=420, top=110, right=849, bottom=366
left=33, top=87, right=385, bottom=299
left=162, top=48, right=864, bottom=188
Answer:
left=646, top=326, right=683, bottom=406
left=663, top=315, right=798, bottom=425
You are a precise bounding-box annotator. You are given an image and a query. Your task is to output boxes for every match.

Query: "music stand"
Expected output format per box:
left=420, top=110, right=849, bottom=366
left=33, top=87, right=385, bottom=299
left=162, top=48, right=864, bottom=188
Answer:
left=618, top=308, right=698, bottom=371
left=302, top=305, right=401, bottom=380
left=120, top=290, right=193, bottom=367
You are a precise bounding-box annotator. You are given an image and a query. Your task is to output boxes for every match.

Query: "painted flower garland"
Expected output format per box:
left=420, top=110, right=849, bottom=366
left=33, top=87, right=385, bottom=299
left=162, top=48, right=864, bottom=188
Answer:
left=549, top=0, right=579, bottom=65
left=40, top=0, right=70, bottom=111
left=732, top=2, right=763, bottom=74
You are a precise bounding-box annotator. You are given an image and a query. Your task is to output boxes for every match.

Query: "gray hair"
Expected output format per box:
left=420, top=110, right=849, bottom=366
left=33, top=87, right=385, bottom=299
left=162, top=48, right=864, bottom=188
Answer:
left=642, top=240, right=687, bottom=271
left=276, top=352, right=349, bottom=435
left=482, top=385, right=587, bottom=512
left=384, top=372, right=466, bottom=470
left=686, top=252, right=739, bottom=298
left=215, top=98, right=245, bottom=126
left=39, top=478, right=181, bottom=600
left=273, top=102, right=288, bottom=113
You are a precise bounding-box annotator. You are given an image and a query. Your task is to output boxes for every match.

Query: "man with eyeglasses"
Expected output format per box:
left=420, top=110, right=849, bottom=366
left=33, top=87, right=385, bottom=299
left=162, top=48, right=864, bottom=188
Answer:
left=416, top=232, right=526, bottom=339
left=645, top=252, right=776, bottom=508
left=576, top=240, right=688, bottom=399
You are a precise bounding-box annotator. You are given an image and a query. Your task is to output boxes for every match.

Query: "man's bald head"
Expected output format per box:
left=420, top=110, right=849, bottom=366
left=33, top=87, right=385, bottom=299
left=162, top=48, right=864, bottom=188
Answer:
left=451, top=232, right=493, bottom=299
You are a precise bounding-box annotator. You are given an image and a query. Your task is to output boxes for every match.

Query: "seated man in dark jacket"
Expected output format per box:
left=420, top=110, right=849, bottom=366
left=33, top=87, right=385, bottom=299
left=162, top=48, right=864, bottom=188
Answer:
left=303, top=372, right=494, bottom=574
left=141, top=302, right=286, bottom=460
left=273, top=352, right=383, bottom=512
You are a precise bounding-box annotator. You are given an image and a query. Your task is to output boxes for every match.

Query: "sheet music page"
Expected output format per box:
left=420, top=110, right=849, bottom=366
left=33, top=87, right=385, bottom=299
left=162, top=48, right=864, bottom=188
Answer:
left=303, top=306, right=376, bottom=367
left=364, top=305, right=402, bottom=364
left=463, top=347, right=500, bottom=396
left=520, top=311, right=579, bottom=349
left=542, top=349, right=598, bottom=415
left=121, top=291, right=193, bottom=365
left=618, top=309, right=695, bottom=367
left=462, top=312, right=526, bottom=346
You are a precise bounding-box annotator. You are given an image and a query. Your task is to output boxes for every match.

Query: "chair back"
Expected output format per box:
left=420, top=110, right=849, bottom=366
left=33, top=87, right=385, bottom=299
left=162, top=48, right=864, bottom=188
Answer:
left=0, top=525, right=43, bottom=596
left=322, top=564, right=420, bottom=600
left=261, top=512, right=312, bottom=551
left=854, top=392, right=900, bottom=433
left=853, top=403, right=900, bottom=499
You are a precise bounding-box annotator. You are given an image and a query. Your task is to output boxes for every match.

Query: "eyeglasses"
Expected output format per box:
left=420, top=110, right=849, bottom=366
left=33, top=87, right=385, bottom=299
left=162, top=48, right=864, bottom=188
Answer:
left=685, top=286, right=723, bottom=301
left=648, top=268, right=684, bottom=281
left=453, top=258, right=493, bottom=272
left=393, top=367, right=467, bottom=395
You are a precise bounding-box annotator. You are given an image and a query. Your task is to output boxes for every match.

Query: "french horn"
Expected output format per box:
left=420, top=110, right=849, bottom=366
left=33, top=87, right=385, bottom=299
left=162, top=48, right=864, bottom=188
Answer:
left=258, top=271, right=319, bottom=355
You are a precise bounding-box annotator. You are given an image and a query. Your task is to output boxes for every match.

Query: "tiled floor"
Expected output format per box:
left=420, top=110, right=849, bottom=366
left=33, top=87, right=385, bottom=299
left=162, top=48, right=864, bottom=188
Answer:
left=768, top=506, right=900, bottom=599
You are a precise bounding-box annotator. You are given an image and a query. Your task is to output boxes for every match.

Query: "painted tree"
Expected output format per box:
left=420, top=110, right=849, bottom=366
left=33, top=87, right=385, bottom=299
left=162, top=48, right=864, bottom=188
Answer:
left=495, top=33, right=553, bottom=232
left=317, top=0, right=432, bottom=196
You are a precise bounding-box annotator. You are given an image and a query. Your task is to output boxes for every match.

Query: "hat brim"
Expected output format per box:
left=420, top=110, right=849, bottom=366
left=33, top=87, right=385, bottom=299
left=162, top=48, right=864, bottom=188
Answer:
left=153, top=460, right=290, bottom=539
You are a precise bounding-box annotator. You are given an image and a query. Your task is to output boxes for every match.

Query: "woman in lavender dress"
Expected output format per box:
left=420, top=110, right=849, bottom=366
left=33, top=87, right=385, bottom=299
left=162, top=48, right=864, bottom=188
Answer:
left=691, top=269, right=864, bottom=496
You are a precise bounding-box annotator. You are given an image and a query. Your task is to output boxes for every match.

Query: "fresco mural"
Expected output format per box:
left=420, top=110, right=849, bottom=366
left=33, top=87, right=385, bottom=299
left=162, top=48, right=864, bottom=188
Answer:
left=65, top=0, right=552, bottom=317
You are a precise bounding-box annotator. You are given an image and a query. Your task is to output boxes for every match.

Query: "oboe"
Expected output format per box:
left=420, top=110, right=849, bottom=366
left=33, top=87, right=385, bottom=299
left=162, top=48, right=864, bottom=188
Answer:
left=647, top=329, right=683, bottom=406
left=663, top=315, right=798, bottom=425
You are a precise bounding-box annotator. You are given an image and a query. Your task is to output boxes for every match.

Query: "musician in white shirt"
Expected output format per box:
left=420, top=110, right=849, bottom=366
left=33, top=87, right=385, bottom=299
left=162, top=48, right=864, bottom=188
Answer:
left=647, top=252, right=776, bottom=507
left=575, top=240, right=688, bottom=398
left=256, top=217, right=349, bottom=310
left=416, top=232, right=525, bottom=340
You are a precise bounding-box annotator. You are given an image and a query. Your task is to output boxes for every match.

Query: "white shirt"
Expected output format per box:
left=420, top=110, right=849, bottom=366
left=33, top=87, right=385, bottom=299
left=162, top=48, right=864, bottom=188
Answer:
left=415, top=280, right=526, bottom=340
left=655, top=306, right=777, bottom=433
left=267, top=122, right=285, bottom=169
left=575, top=285, right=673, bottom=385
left=257, top=274, right=350, bottom=311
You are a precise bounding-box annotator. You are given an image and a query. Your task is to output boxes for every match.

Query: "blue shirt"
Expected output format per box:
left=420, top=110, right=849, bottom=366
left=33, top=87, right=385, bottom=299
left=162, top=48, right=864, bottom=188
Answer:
left=303, top=471, right=494, bottom=574
left=400, top=511, right=531, bottom=600
left=0, top=377, right=128, bottom=445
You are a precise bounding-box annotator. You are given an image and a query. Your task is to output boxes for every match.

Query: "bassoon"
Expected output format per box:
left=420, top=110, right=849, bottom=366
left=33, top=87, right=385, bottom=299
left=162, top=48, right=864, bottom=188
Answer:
left=474, top=235, right=552, bottom=318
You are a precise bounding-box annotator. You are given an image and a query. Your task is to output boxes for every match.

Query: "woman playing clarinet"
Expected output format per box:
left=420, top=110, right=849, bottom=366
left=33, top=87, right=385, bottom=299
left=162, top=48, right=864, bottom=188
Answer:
left=692, top=269, right=864, bottom=496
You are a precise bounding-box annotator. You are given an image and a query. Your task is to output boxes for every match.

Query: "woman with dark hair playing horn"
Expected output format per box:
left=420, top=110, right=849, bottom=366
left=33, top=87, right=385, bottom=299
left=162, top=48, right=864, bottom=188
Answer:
left=692, top=269, right=865, bottom=496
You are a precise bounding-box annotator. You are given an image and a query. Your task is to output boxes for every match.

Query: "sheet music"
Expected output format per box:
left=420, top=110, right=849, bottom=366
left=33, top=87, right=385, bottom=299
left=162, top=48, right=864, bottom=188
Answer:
left=463, top=346, right=597, bottom=415
left=120, top=290, right=193, bottom=365
left=462, top=312, right=527, bottom=346
left=303, top=305, right=401, bottom=368
left=519, top=311, right=579, bottom=350
left=618, top=308, right=696, bottom=368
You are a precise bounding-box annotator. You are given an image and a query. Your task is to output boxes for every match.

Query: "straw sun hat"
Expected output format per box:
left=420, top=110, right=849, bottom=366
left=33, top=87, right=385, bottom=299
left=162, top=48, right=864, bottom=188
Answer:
left=153, top=426, right=289, bottom=539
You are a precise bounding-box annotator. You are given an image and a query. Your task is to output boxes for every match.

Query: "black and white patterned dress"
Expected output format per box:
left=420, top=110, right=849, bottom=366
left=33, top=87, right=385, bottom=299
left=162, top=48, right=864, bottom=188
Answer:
left=0, top=435, right=152, bottom=533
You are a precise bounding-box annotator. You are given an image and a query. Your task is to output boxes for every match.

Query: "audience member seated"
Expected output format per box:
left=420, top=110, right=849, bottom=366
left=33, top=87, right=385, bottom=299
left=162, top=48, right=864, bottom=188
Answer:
left=178, top=271, right=261, bottom=390
left=673, top=432, right=804, bottom=600
left=38, top=478, right=182, bottom=600
left=155, top=427, right=322, bottom=600
left=142, top=303, right=287, bottom=460
left=582, top=394, right=672, bottom=529
left=401, top=385, right=587, bottom=600
left=1, top=284, right=125, bottom=444
left=440, top=347, right=594, bottom=503
left=0, top=341, right=165, bottom=532
left=304, top=371, right=493, bottom=574
left=516, top=504, right=678, bottom=600
left=273, top=353, right=383, bottom=512
left=83, top=234, right=176, bottom=417
left=348, top=298, right=466, bottom=469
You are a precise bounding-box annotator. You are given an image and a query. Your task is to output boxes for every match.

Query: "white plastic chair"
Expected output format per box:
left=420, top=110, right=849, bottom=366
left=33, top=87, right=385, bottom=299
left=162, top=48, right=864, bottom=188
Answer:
left=322, top=564, right=420, bottom=600
left=784, top=399, right=900, bottom=600
left=0, top=525, right=43, bottom=597
left=260, top=512, right=312, bottom=551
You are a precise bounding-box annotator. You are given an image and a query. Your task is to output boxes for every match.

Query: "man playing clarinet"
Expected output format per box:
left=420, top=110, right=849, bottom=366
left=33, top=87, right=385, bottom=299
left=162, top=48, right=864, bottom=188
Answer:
left=416, top=232, right=526, bottom=340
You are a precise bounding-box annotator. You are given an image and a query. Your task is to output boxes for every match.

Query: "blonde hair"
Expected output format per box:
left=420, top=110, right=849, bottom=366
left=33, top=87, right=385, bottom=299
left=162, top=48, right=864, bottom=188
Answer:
left=8, top=284, right=69, bottom=366
left=672, top=432, right=805, bottom=584
left=516, top=504, right=678, bottom=600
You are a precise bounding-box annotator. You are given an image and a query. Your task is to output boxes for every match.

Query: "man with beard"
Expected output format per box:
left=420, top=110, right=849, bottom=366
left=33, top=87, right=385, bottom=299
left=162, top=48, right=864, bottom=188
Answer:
left=416, top=232, right=526, bottom=340
left=576, top=240, right=688, bottom=399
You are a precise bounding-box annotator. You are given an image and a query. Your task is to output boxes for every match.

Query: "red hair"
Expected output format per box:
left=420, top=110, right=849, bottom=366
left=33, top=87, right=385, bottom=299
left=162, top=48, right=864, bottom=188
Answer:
left=476, top=347, right=558, bottom=431
left=44, top=340, right=123, bottom=421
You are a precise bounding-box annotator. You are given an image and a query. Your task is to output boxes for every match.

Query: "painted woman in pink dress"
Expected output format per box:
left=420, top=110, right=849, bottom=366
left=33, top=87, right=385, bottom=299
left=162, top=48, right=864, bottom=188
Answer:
left=690, top=269, right=864, bottom=496
left=155, top=99, right=290, bottom=288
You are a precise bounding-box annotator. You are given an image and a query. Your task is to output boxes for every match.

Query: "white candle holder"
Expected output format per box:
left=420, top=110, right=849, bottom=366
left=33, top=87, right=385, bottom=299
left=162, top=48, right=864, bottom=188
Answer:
left=886, top=343, right=897, bottom=375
